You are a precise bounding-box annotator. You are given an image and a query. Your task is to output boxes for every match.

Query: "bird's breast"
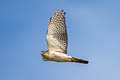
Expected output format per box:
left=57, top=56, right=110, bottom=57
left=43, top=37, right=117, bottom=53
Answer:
left=49, top=52, right=72, bottom=62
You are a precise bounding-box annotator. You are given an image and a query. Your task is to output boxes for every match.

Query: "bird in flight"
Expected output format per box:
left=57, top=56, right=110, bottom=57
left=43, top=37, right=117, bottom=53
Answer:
left=41, top=9, right=88, bottom=64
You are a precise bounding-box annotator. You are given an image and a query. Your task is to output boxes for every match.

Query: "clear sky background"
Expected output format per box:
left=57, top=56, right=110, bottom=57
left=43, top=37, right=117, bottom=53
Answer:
left=0, top=0, right=120, bottom=80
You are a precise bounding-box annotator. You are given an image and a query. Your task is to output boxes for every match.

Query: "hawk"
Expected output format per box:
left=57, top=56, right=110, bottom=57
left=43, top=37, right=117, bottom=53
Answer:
left=41, top=9, right=88, bottom=64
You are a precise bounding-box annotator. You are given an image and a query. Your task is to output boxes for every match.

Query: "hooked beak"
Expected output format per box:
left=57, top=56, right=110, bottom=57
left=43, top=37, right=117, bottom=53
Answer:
left=41, top=51, right=46, bottom=54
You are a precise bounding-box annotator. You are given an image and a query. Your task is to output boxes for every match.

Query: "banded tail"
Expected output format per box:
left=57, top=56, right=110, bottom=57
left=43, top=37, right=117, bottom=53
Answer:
left=71, top=57, right=88, bottom=64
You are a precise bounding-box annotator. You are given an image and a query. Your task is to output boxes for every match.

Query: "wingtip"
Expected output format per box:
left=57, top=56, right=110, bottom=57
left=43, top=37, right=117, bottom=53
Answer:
left=55, top=9, right=66, bottom=15
left=58, top=8, right=64, bottom=12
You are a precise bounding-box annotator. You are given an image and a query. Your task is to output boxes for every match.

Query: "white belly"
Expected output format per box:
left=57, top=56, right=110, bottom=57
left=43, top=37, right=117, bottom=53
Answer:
left=49, top=52, right=72, bottom=62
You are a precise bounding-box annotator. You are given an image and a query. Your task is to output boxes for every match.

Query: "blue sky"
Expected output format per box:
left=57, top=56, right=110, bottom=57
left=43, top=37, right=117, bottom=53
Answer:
left=0, top=0, right=120, bottom=80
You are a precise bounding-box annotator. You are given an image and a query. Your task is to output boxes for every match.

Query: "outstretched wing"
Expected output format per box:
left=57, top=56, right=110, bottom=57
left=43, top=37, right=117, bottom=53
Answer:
left=46, top=9, right=68, bottom=54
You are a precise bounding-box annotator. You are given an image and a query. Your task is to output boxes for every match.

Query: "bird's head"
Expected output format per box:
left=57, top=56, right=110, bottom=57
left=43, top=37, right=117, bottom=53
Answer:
left=40, top=51, right=49, bottom=59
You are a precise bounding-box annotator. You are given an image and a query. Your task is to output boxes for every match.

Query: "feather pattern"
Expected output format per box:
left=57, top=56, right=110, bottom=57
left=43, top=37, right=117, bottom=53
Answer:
left=46, top=9, right=68, bottom=54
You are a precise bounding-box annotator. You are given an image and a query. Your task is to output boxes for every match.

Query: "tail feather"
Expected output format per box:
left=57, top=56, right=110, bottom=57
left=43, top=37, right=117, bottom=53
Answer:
left=71, top=57, right=88, bottom=64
